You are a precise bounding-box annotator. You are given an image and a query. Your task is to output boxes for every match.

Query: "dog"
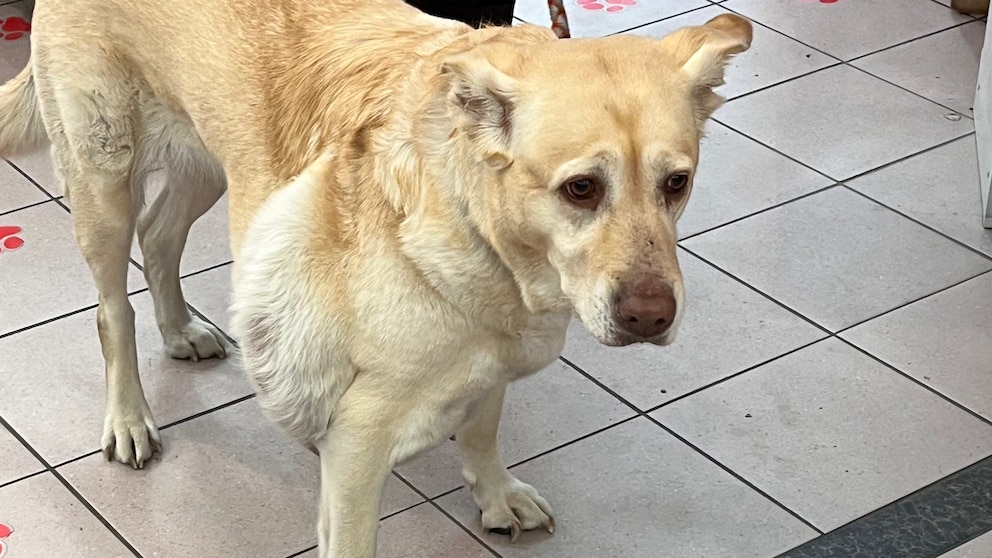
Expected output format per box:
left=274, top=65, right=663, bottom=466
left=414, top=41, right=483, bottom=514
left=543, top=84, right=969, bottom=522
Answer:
left=0, top=1, right=751, bottom=555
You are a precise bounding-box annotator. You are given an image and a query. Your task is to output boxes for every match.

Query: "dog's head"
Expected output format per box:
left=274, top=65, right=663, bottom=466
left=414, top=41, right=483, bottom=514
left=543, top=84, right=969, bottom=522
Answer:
left=440, top=15, right=752, bottom=346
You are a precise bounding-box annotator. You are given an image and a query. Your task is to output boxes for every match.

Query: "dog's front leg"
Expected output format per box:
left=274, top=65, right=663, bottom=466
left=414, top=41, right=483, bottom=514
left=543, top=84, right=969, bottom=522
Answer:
left=457, top=384, right=555, bottom=541
left=314, top=419, right=393, bottom=558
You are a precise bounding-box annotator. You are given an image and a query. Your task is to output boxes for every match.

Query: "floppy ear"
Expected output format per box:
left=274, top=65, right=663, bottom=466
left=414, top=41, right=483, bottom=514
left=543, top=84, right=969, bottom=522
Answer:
left=661, top=14, right=753, bottom=126
left=441, top=51, right=518, bottom=166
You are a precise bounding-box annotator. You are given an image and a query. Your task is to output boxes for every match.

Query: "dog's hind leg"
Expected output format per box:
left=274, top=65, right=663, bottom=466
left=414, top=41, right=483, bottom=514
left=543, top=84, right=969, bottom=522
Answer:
left=41, top=72, right=161, bottom=468
left=135, top=106, right=229, bottom=361
left=457, top=383, right=555, bottom=540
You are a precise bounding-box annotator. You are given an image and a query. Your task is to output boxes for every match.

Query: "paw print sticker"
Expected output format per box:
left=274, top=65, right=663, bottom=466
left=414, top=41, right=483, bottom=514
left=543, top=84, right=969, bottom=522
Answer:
left=0, top=16, right=31, bottom=41
left=577, top=0, right=637, bottom=13
left=0, top=226, right=24, bottom=255
left=0, top=523, right=12, bottom=558
left=802, top=0, right=839, bottom=3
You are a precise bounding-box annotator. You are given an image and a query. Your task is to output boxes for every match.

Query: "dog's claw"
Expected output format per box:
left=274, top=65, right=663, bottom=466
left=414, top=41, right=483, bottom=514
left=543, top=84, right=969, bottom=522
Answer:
left=474, top=476, right=555, bottom=542
left=102, top=409, right=162, bottom=469
left=509, top=520, right=522, bottom=543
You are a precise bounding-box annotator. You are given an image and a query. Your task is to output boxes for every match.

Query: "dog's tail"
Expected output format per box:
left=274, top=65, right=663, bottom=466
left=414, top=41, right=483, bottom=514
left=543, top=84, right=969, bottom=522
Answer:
left=0, top=62, right=48, bottom=157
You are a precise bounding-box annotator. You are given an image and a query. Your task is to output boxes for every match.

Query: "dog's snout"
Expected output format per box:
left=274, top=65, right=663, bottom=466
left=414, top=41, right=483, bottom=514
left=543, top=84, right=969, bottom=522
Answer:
left=612, top=278, right=677, bottom=339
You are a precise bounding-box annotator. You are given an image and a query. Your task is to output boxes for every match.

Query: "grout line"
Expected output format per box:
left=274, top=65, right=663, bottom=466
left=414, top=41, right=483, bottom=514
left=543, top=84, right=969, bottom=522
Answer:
left=5, top=160, right=58, bottom=200
left=777, top=454, right=992, bottom=558
left=639, top=337, right=828, bottom=415
left=392, top=472, right=505, bottom=558
left=0, top=469, right=47, bottom=491
left=158, top=393, right=256, bottom=431
left=284, top=546, right=317, bottom=558
left=607, top=4, right=717, bottom=36
left=841, top=181, right=992, bottom=262
left=836, top=336, right=992, bottom=428
left=0, top=197, right=58, bottom=218
left=836, top=268, right=992, bottom=334
left=0, top=414, right=144, bottom=557
left=710, top=2, right=981, bottom=122
left=555, top=356, right=825, bottom=534
left=280, top=499, right=434, bottom=558
left=846, top=16, right=982, bottom=64
left=678, top=130, right=977, bottom=249
left=836, top=131, right=976, bottom=183
left=677, top=183, right=840, bottom=243
left=725, top=61, right=844, bottom=103
left=710, top=118, right=839, bottom=183
left=0, top=286, right=150, bottom=341
left=49, top=394, right=258, bottom=471
left=678, top=246, right=833, bottom=335
left=421, top=413, right=644, bottom=503
left=180, top=259, right=233, bottom=280
left=845, top=62, right=976, bottom=120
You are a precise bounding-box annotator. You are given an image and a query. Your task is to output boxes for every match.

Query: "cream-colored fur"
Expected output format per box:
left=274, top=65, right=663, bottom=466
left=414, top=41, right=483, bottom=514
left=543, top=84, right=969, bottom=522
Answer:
left=0, top=1, right=751, bottom=555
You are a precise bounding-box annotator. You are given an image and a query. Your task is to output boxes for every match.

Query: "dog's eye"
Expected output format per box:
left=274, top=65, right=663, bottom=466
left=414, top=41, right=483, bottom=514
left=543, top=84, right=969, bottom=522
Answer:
left=561, top=178, right=602, bottom=209
left=664, top=173, right=689, bottom=193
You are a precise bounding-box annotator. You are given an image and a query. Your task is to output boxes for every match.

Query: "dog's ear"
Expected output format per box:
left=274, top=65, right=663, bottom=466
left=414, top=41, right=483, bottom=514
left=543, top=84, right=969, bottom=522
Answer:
left=441, top=51, right=518, bottom=167
left=660, top=14, right=752, bottom=126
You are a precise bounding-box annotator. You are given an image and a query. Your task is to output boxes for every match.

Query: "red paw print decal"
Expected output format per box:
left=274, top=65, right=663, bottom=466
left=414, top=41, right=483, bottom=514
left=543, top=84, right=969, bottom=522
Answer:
left=0, top=523, right=12, bottom=558
left=802, top=0, right=839, bottom=3
left=0, top=17, right=31, bottom=41
left=0, top=226, right=24, bottom=255
left=577, top=0, right=637, bottom=13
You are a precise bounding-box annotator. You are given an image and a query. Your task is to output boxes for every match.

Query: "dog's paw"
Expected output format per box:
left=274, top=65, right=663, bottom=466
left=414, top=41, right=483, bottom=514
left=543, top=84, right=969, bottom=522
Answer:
left=163, top=317, right=229, bottom=361
left=102, top=407, right=162, bottom=469
left=473, top=476, right=555, bottom=542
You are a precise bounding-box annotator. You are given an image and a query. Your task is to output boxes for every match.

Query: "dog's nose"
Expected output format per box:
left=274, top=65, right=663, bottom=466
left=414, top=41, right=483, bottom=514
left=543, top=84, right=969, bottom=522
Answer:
left=612, top=279, right=677, bottom=339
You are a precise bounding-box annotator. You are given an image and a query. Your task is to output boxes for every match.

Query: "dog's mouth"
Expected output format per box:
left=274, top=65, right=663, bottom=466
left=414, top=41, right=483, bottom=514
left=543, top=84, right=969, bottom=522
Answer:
left=589, top=323, right=679, bottom=348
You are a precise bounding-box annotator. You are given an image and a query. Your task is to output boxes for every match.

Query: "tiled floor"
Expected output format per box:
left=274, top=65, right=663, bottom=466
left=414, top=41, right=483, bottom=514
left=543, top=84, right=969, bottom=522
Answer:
left=1, top=0, right=991, bottom=557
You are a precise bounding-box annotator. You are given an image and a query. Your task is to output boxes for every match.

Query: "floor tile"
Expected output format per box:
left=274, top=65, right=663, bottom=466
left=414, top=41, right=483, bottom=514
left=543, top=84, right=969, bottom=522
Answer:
left=723, top=0, right=971, bottom=61
left=0, top=473, right=133, bottom=558
left=942, top=530, right=992, bottom=557
left=513, top=0, right=707, bottom=37
left=0, top=2, right=30, bottom=83
left=377, top=504, right=495, bottom=558
left=0, top=162, right=47, bottom=215
left=0, top=291, right=251, bottom=465
left=6, top=147, right=63, bottom=200
left=0, top=202, right=146, bottom=336
left=847, top=136, right=992, bottom=256
left=59, top=399, right=424, bottom=558
left=842, top=272, right=992, bottom=420
left=183, top=262, right=234, bottom=335
left=679, top=121, right=834, bottom=238
left=717, top=65, right=974, bottom=180
left=287, top=504, right=498, bottom=558
left=0, top=423, right=41, bottom=486
left=682, top=187, right=992, bottom=331
left=624, top=5, right=836, bottom=99
left=128, top=186, right=232, bottom=277
left=437, top=418, right=817, bottom=557
left=563, top=250, right=825, bottom=410
left=396, top=361, right=633, bottom=498
left=853, top=20, right=986, bottom=116
left=778, top=455, right=992, bottom=558
left=652, top=338, right=992, bottom=531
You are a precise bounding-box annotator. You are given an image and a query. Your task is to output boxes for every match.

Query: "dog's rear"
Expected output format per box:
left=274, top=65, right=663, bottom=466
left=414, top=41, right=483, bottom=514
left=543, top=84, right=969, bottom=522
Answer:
left=0, top=63, right=47, bottom=157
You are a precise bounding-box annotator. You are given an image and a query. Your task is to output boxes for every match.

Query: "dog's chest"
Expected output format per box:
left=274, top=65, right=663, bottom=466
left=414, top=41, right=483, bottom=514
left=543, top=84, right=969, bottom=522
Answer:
left=487, top=311, right=571, bottom=380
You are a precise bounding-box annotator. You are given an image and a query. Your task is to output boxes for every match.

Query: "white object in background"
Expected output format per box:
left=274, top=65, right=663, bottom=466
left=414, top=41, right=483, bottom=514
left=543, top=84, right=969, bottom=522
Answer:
left=977, top=15, right=992, bottom=228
